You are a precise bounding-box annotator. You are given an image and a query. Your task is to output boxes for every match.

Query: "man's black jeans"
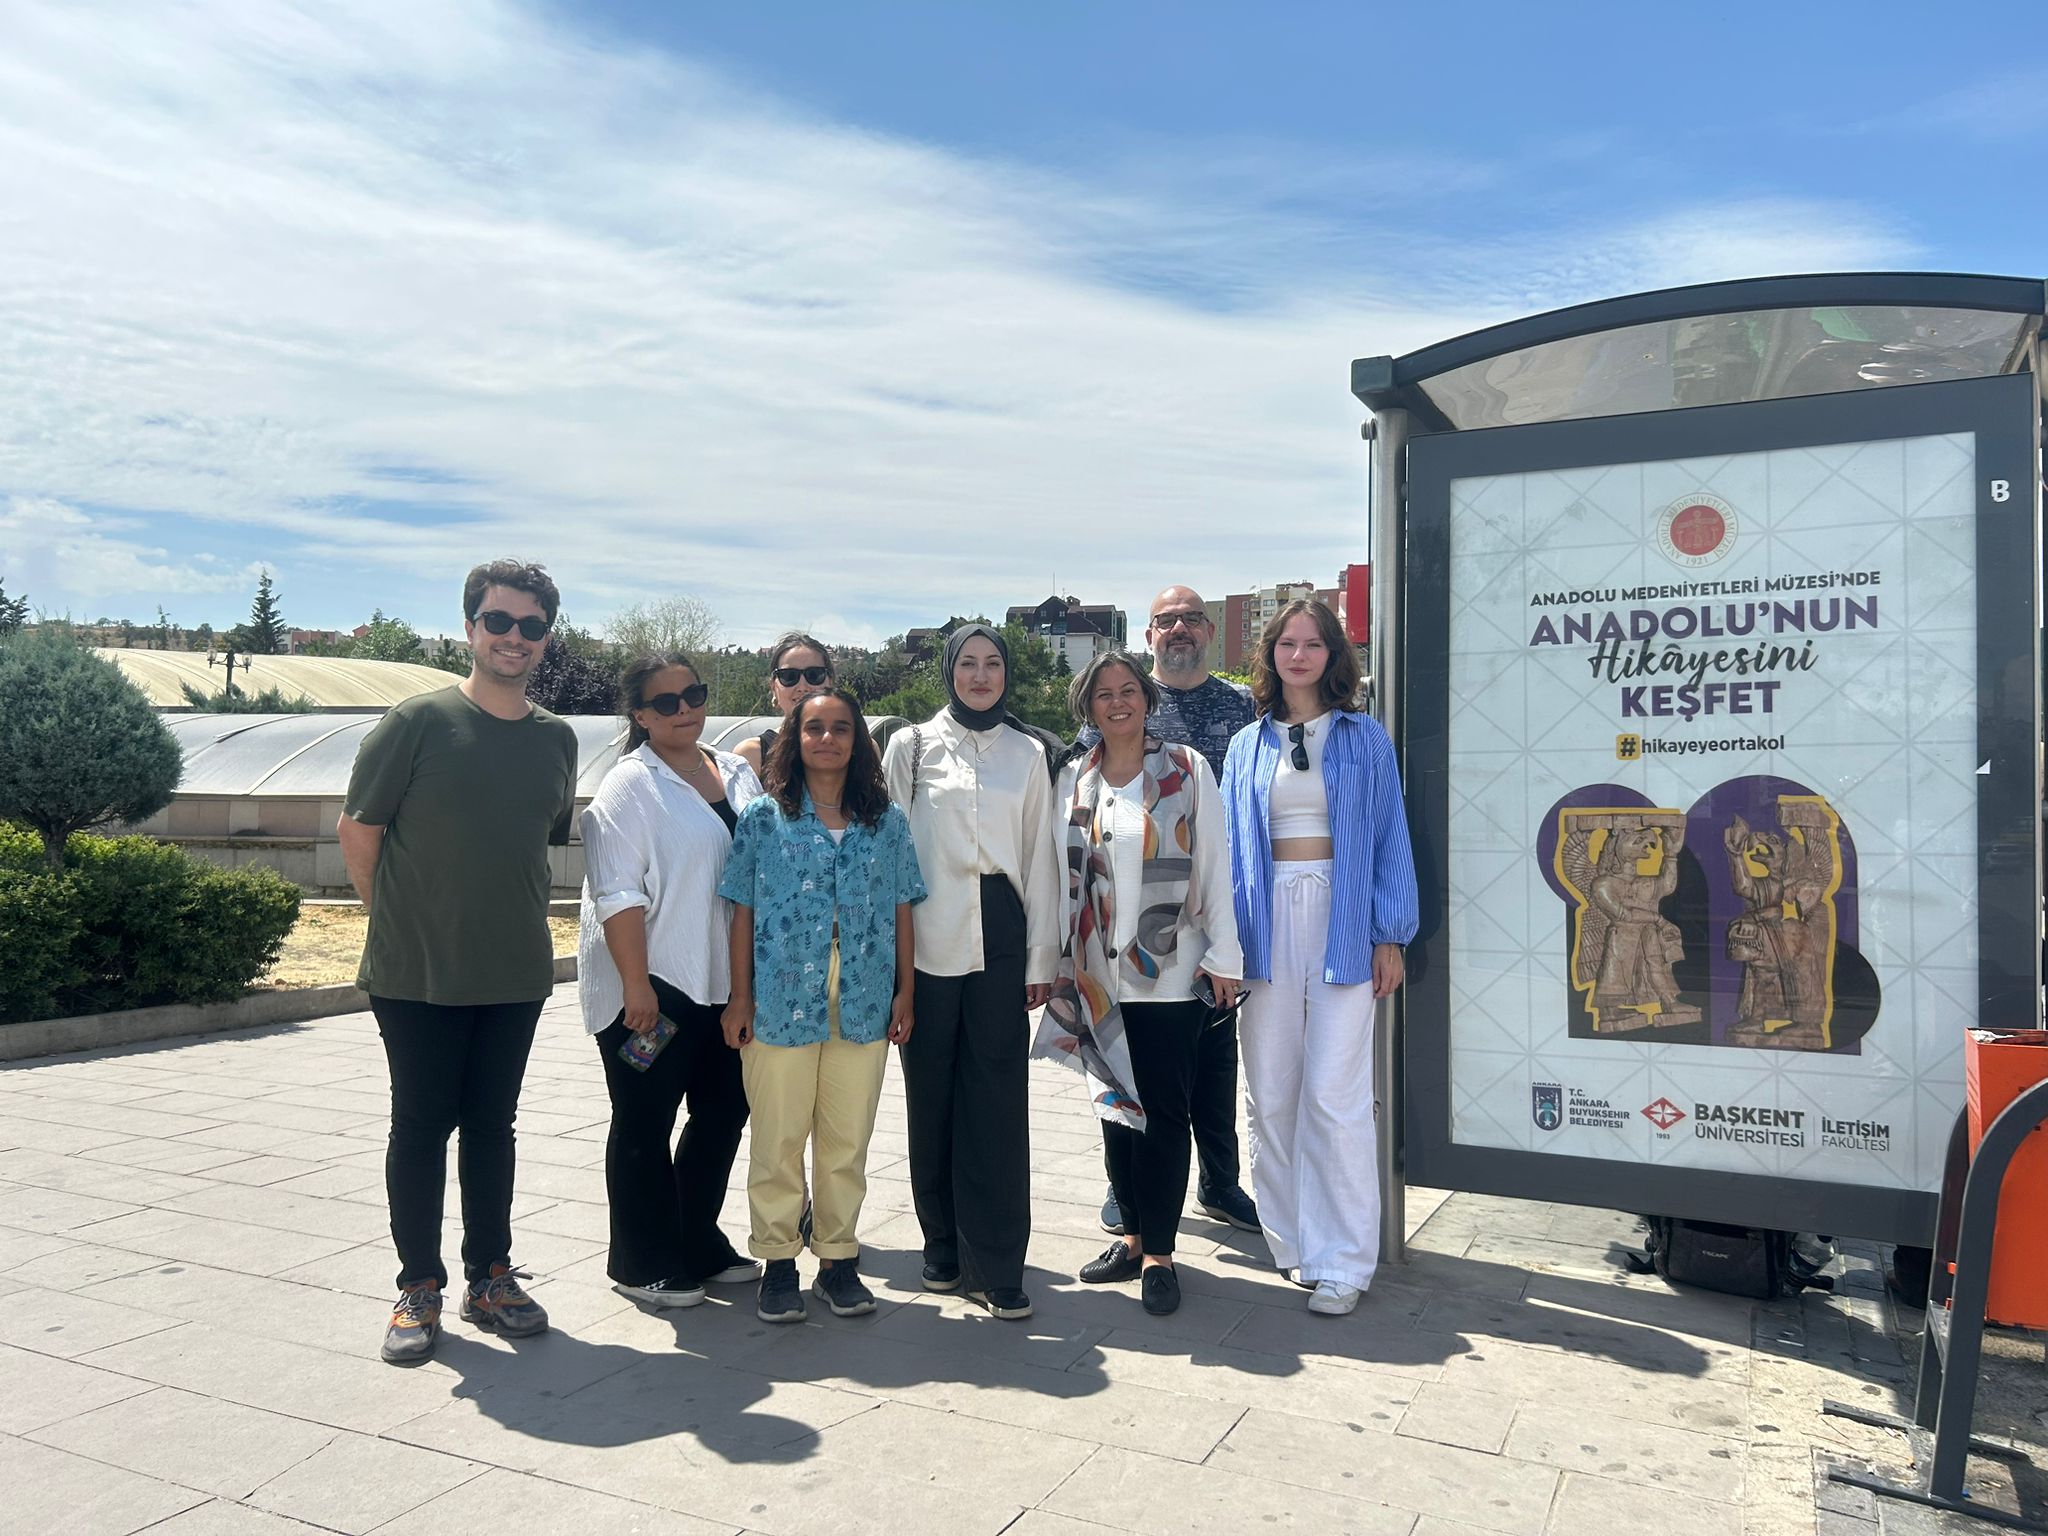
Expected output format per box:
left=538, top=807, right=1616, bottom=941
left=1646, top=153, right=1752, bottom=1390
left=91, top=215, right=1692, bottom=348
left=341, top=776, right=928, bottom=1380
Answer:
left=372, top=995, right=543, bottom=1290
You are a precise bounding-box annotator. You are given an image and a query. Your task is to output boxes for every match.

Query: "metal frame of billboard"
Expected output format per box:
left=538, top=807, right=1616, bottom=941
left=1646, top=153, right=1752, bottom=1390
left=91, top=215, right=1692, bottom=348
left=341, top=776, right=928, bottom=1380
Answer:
left=1393, top=374, right=2041, bottom=1242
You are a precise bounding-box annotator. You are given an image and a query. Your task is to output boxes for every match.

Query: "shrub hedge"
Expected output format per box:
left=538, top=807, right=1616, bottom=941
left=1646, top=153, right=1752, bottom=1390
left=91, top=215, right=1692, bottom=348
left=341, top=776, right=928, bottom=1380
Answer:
left=0, top=822, right=301, bottom=1025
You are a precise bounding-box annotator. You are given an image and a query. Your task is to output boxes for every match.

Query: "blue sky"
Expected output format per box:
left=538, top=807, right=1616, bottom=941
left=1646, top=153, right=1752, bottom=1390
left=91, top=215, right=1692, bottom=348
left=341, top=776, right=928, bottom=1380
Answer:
left=1, top=0, right=2042, bottom=650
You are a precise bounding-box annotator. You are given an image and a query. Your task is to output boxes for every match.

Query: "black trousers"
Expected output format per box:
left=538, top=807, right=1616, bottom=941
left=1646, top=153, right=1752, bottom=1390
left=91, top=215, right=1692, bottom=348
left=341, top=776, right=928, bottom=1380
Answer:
left=902, top=875, right=1030, bottom=1292
left=1104, top=1004, right=1243, bottom=1200
left=594, top=977, right=749, bottom=1286
left=1191, top=1006, right=1243, bottom=1193
left=1104, top=1000, right=1206, bottom=1256
left=372, top=995, right=543, bottom=1290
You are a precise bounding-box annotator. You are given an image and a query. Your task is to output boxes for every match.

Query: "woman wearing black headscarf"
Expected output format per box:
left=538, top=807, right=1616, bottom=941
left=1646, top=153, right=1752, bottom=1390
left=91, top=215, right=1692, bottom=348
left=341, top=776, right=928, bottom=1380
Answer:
left=882, top=624, right=1061, bottom=1320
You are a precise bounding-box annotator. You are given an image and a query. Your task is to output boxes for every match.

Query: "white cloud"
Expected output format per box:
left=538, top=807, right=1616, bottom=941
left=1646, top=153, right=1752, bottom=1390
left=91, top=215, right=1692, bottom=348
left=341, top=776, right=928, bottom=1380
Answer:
left=0, top=496, right=262, bottom=612
left=0, top=0, right=1920, bottom=645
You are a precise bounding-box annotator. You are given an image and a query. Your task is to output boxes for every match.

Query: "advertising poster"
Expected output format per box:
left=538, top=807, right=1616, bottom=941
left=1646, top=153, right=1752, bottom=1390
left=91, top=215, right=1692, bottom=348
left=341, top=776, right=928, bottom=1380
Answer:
left=1439, top=427, right=1986, bottom=1205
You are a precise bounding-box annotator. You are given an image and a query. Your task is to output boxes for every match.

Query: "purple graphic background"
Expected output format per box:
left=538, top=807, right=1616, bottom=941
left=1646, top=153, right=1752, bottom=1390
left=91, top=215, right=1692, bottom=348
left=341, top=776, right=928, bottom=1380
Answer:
left=1535, top=775, right=1874, bottom=1052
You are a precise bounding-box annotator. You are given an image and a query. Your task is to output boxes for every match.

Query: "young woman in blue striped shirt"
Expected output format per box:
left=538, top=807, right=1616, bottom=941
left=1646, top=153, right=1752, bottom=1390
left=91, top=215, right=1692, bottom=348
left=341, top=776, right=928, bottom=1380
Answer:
left=1220, top=599, right=1419, bottom=1316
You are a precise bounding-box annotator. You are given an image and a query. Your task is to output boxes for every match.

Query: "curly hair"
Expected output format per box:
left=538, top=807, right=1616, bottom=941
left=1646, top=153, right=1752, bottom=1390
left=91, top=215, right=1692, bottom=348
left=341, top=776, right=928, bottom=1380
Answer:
left=462, top=559, right=560, bottom=625
left=1249, top=598, right=1360, bottom=719
left=767, top=689, right=890, bottom=828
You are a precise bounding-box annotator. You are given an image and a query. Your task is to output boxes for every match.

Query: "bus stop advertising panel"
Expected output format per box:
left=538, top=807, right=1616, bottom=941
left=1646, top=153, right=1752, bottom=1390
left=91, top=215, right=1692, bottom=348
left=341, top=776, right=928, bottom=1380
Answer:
left=1356, top=274, right=2044, bottom=1243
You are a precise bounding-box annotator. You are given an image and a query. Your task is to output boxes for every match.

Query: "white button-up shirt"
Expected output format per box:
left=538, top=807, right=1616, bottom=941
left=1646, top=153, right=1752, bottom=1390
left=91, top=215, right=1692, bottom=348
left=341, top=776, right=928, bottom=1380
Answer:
left=883, top=710, right=1061, bottom=983
left=576, top=743, right=763, bottom=1034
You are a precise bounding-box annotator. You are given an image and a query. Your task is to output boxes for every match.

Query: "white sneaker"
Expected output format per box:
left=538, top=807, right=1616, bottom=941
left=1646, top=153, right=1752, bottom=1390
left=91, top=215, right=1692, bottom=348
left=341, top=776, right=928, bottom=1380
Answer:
left=706, top=1260, right=763, bottom=1285
left=1307, top=1280, right=1360, bottom=1315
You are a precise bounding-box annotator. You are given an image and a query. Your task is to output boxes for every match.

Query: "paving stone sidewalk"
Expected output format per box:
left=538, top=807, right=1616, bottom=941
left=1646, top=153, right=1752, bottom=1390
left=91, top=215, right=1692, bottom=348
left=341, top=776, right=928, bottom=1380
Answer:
left=1, top=988, right=2040, bottom=1535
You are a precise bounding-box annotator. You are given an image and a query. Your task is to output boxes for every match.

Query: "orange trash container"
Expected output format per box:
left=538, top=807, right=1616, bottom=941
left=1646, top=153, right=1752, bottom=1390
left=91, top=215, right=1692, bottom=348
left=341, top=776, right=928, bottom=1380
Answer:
left=1964, top=1028, right=2048, bottom=1329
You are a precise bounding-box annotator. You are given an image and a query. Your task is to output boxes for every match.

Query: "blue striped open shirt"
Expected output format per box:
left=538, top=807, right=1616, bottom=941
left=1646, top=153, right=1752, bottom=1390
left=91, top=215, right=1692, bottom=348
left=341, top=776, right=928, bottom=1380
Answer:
left=1220, top=709, right=1419, bottom=985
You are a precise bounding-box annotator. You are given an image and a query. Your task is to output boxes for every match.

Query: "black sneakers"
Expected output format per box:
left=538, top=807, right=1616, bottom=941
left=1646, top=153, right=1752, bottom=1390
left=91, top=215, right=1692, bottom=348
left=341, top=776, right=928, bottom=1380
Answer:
left=965, top=1287, right=1033, bottom=1320
left=1079, top=1240, right=1143, bottom=1284
left=921, top=1261, right=961, bottom=1292
left=1195, top=1184, right=1260, bottom=1231
left=612, top=1276, right=707, bottom=1308
left=757, top=1258, right=806, bottom=1323
left=812, top=1259, right=877, bottom=1318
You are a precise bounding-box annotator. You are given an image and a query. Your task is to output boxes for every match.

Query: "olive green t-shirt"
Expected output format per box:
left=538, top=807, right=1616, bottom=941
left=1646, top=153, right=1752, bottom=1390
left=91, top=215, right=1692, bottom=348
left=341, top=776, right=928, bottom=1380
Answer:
left=343, top=687, right=579, bottom=1005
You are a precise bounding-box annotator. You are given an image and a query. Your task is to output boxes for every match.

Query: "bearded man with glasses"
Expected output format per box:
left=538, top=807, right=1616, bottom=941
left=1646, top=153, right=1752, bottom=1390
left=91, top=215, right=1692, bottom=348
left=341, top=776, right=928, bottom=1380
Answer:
left=338, top=559, right=579, bottom=1365
left=1077, top=586, right=1261, bottom=1238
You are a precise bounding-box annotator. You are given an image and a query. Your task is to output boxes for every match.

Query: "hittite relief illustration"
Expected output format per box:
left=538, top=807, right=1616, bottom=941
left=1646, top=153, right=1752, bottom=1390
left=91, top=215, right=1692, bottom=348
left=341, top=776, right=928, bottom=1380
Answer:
left=1556, top=809, right=1702, bottom=1033
left=1724, top=795, right=1845, bottom=1050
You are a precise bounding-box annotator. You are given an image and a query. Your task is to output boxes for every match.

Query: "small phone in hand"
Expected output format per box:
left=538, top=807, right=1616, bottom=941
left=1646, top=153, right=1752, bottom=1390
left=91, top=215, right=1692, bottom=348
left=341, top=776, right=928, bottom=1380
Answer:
left=618, top=1013, right=679, bottom=1072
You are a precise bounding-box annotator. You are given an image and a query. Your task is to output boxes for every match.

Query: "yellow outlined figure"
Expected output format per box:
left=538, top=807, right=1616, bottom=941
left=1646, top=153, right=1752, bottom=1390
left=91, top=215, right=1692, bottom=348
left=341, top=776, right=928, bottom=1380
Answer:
left=1556, top=808, right=1701, bottom=1033
left=1724, top=795, right=1843, bottom=1050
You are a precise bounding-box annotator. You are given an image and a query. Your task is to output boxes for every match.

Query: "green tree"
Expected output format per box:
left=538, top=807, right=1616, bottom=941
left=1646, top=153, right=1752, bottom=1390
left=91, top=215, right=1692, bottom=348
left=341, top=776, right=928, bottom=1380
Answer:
left=606, top=596, right=723, bottom=659
left=154, top=605, right=175, bottom=650
left=349, top=610, right=427, bottom=663
left=233, top=570, right=287, bottom=654
left=0, top=580, right=28, bottom=637
left=0, top=631, right=183, bottom=869
left=177, top=682, right=317, bottom=715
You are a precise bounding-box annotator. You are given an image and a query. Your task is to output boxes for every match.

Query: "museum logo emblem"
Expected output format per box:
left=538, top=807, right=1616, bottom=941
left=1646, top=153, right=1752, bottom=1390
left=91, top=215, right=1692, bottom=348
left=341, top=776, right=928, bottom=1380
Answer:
left=1657, top=493, right=1738, bottom=568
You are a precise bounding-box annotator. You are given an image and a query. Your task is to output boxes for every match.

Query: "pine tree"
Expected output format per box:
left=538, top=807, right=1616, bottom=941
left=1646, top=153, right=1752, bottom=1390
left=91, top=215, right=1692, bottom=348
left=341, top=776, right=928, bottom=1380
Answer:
left=242, top=570, right=287, bottom=654
left=0, top=579, right=28, bottom=637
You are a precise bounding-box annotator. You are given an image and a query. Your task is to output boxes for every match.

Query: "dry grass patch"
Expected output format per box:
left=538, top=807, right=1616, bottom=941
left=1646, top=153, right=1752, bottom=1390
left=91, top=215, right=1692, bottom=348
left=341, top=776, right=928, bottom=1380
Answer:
left=264, top=905, right=579, bottom=989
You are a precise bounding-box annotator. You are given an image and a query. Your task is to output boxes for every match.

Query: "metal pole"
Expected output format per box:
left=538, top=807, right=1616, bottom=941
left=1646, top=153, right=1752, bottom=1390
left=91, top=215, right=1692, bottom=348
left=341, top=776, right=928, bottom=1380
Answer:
left=1370, top=406, right=1411, bottom=1264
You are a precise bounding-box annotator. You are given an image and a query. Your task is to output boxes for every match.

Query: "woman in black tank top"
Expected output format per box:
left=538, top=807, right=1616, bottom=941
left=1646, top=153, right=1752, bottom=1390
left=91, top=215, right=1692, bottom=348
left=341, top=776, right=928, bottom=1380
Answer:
left=737, top=632, right=835, bottom=788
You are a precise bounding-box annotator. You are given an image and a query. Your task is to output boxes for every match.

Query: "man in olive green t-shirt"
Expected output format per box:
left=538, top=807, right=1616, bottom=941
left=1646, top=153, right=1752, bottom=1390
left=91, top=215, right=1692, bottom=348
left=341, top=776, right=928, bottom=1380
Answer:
left=338, top=559, right=578, bottom=1365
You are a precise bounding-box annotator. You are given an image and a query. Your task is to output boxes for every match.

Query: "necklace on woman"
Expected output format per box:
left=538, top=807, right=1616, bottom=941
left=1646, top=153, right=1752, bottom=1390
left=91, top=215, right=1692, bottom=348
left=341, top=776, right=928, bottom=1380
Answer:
left=813, top=799, right=843, bottom=810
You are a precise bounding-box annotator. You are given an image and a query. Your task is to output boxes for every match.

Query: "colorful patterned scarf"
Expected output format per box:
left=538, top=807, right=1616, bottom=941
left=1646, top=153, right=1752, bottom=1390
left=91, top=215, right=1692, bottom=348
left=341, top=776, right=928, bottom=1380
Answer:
left=1033, top=738, right=1199, bottom=1128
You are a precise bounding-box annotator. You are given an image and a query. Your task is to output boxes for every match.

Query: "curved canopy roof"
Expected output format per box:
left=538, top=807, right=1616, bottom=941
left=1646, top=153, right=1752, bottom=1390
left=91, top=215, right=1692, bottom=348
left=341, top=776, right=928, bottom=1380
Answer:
left=103, top=650, right=459, bottom=710
left=160, top=713, right=911, bottom=799
left=1353, top=271, right=2045, bottom=432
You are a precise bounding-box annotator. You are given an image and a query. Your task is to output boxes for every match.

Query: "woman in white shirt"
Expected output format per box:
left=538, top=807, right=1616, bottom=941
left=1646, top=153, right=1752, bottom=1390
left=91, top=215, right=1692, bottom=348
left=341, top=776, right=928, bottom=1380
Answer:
left=882, top=624, right=1061, bottom=1321
left=578, top=650, right=765, bottom=1308
left=1036, top=651, right=1242, bottom=1317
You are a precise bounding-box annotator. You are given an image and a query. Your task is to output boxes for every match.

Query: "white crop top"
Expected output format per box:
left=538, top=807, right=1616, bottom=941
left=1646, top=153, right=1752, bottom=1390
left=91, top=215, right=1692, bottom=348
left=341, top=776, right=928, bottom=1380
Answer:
left=1268, top=714, right=1331, bottom=840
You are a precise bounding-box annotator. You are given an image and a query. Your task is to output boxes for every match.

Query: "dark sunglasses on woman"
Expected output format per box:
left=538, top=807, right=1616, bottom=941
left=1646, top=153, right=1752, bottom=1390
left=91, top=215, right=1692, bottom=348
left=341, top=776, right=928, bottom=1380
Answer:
left=474, top=610, right=552, bottom=642
left=644, top=683, right=710, bottom=714
left=1287, top=721, right=1310, bottom=772
left=772, top=665, right=831, bottom=687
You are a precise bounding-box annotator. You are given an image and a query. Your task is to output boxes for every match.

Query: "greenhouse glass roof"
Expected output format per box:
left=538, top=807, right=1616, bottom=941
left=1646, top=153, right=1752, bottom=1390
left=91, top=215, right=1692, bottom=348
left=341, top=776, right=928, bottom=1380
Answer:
left=160, top=713, right=912, bottom=798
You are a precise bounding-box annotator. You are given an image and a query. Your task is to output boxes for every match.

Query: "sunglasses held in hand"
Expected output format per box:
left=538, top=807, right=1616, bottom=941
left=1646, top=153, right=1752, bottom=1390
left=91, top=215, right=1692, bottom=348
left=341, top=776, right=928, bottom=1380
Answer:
left=644, top=683, right=710, bottom=715
left=474, top=610, right=552, bottom=642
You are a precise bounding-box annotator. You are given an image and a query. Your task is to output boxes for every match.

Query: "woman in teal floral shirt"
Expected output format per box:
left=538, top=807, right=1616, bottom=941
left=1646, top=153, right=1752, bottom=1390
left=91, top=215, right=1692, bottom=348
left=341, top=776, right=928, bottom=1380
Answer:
left=720, top=690, right=926, bottom=1323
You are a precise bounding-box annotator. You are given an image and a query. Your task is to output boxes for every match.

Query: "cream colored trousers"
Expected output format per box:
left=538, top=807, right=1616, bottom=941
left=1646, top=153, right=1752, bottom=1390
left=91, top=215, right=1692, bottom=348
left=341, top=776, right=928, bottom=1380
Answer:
left=740, top=941, right=890, bottom=1261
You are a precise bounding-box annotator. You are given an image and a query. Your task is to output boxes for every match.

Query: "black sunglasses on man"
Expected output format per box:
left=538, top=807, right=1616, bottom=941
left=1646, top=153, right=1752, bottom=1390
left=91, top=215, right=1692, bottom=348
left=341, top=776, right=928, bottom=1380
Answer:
left=474, top=609, right=552, bottom=642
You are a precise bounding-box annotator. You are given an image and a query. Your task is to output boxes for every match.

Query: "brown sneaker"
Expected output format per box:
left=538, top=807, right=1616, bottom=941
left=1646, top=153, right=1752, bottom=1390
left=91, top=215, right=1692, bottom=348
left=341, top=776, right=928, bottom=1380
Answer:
left=381, top=1282, right=442, bottom=1365
left=460, top=1264, right=549, bottom=1338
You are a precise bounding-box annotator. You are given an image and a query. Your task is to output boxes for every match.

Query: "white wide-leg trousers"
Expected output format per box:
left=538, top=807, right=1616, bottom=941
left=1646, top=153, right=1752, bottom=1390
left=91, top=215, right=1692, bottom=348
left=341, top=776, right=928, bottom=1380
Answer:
left=1239, top=861, right=1380, bottom=1291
